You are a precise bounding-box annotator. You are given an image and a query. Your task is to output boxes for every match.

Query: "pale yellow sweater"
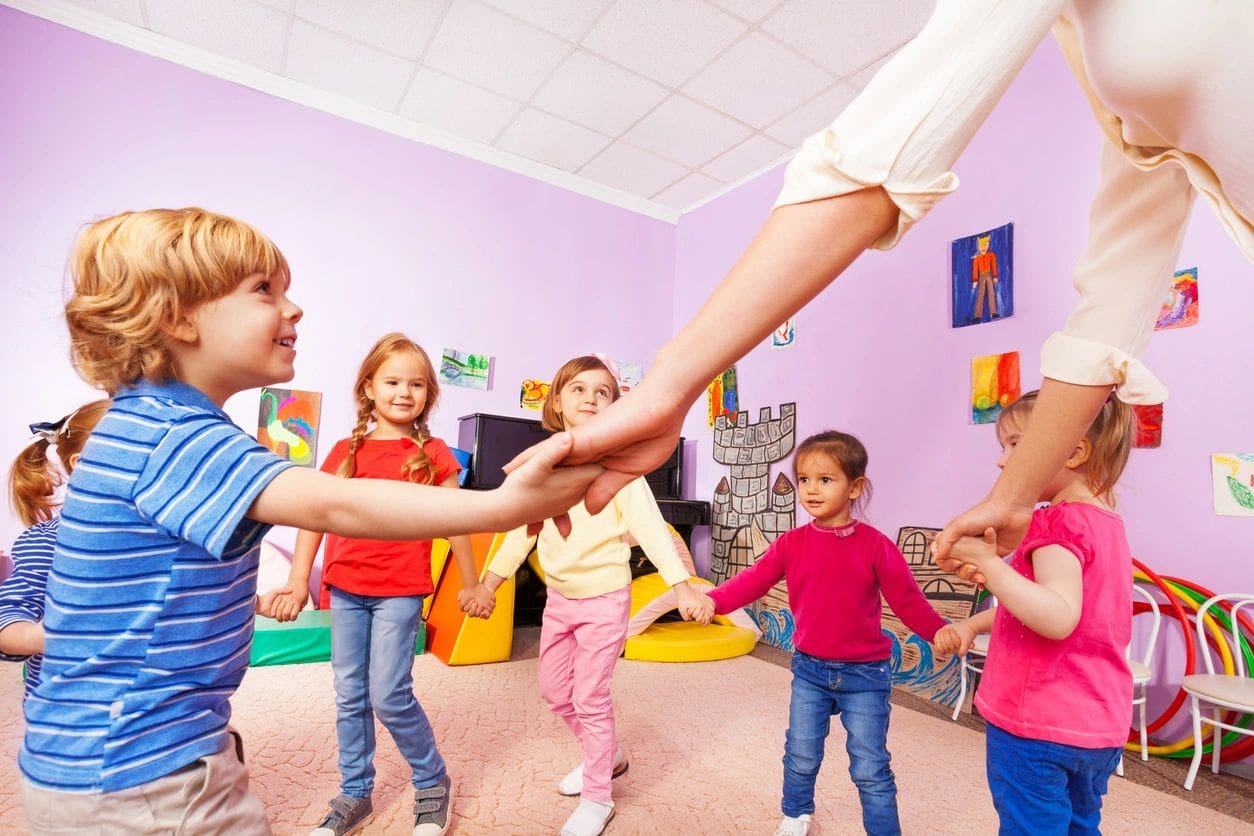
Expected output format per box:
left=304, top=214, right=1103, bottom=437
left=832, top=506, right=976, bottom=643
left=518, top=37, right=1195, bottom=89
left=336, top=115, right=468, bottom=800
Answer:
left=486, top=477, right=690, bottom=599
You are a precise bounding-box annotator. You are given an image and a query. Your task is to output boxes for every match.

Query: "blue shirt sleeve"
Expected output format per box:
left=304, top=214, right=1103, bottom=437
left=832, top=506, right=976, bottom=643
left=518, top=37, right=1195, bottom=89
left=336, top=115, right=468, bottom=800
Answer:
left=0, top=520, right=57, bottom=662
left=133, top=415, right=295, bottom=558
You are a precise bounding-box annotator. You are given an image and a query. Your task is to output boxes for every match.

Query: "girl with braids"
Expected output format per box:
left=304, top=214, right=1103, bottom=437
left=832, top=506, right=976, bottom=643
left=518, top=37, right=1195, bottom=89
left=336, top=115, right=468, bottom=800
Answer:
left=1, top=398, right=111, bottom=699
left=935, top=390, right=1137, bottom=834
left=260, top=332, right=491, bottom=836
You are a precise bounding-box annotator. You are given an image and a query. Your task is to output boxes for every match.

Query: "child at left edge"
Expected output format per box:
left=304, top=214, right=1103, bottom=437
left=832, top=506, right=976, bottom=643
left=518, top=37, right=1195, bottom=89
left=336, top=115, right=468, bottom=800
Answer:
left=692, top=430, right=947, bottom=836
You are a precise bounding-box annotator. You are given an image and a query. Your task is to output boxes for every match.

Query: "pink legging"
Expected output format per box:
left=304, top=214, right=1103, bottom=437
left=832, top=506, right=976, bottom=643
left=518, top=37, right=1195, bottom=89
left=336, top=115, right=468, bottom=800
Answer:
left=537, top=585, right=632, bottom=803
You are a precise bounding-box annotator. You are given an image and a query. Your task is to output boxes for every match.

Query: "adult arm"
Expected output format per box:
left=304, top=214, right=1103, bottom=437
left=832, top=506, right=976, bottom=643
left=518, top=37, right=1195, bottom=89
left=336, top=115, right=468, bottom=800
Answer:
left=555, top=0, right=1066, bottom=512
left=936, top=142, right=1195, bottom=565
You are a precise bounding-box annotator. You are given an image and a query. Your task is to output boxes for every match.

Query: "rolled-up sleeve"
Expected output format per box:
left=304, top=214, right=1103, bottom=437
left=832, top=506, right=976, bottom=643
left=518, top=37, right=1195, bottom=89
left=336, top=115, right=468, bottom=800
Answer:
left=775, top=0, right=1065, bottom=249
left=1041, top=141, right=1195, bottom=403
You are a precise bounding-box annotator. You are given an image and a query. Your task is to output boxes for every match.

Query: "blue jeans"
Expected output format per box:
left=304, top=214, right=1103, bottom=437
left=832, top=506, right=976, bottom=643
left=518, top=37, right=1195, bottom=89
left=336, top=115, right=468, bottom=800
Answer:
left=783, top=652, right=899, bottom=835
left=986, top=722, right=1122, bottom=835
left=330, top=589, right=445, bottom=797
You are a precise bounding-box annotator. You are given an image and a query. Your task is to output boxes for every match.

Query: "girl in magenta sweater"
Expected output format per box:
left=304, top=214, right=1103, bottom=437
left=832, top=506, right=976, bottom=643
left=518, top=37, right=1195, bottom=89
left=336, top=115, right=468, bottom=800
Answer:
left=696, top=430, right=945, bottom=836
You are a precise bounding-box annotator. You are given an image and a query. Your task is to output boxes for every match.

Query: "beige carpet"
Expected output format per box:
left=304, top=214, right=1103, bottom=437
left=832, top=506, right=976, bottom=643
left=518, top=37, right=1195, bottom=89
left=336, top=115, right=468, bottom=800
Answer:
left=1, top=645, right=1251, bottom=835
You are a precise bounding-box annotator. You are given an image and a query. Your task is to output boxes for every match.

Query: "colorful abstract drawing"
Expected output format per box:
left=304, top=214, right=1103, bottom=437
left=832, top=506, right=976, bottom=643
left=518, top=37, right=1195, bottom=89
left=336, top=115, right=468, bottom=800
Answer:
left=1155, top=267, right=1199, bottom=330
left=885, top=527, right=982, bottom=710
left=770, top=316, right=796, bottom=349
left=519, top=378, right=549, bottom=411
left=257, top=388, right=321, bottom=466
left=1132, top=403, right=1163, bottom=448
left=1211, top=453, right=1254, bottom=516
left=617, top=361, right=643, bottom=394
left=706, top=365, right=739, bottom=429
left=439, top=348, right=491, bottom=390
left=952, top=222, right=1014, bottom=328
left=970, top=351, right=1021, bottom=424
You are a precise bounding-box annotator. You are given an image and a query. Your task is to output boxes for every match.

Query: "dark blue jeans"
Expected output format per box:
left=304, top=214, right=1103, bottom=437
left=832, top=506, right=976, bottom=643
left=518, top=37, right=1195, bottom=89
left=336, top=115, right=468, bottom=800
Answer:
left=986, top=722, right=1122, bottom=835
left=783, top=652, right=899, bottom=835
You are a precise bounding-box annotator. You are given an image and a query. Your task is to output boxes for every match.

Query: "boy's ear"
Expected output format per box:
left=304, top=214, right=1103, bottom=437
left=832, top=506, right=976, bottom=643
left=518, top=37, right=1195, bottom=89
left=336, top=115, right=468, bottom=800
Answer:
left=166, top=313, right=198, bottom=346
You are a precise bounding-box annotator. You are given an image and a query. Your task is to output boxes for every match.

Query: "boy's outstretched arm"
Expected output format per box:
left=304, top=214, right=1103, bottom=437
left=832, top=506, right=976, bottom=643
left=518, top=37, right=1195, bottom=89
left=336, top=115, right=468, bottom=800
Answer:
left=249, top=433, right=601, bottom=540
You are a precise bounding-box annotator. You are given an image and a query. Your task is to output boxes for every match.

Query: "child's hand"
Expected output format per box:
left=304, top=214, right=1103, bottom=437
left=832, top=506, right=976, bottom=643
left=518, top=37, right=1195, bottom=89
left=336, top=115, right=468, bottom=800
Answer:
left=935, top=620, right=978, bottom=656
left=936, top=527, right=1000, bottom=583
left=674, top=582, right=709, bottom=622
left=496, top=433, right=603, bottom=536
left=257, top=584, right=308, bottom=622
left=458, top=583, right=496, bottom=620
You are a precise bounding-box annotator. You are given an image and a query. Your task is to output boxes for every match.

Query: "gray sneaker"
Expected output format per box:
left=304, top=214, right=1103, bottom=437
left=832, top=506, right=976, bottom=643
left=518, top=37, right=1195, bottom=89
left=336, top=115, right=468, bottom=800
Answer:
left=310, top=794, right=373, bottom=836
left=413, top=774, right=455, bottom=836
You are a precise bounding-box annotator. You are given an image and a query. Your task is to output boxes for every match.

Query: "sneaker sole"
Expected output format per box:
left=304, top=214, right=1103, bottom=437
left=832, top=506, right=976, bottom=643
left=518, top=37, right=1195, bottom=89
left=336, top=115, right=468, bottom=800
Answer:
left=311, top=813, right=373, bottom=836
left=413, top=779, right=455, bottom=836
left=557, top=760, right=629, bottom=797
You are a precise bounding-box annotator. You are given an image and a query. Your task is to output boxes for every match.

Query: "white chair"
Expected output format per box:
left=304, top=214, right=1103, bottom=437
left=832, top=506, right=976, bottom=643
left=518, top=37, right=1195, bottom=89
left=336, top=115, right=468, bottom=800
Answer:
left=1117, top=584, right=1162, bottom=776
left=1182, top=593, right=1254, bottom=790
left=950, top=633, right=991, bottom=721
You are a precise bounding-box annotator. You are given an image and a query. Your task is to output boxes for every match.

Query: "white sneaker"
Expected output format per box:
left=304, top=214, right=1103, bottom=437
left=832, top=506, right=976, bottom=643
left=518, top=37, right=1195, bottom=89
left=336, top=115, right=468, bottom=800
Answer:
left=774, top=814, right=812, bottom=836
left=557, top=748, right=629, bottom=796
left=559, top=799, right=615, bottom=836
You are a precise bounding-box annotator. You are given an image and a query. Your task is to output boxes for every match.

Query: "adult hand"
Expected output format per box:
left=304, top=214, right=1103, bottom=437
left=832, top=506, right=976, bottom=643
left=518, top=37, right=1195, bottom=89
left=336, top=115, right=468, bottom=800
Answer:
left=933, top=497, right=1033, bottom=584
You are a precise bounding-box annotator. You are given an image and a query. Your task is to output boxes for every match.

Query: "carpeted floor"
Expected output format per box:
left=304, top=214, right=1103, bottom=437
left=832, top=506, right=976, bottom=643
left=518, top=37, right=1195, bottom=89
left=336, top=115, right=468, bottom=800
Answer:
left=1, top=630, right=1250, bottom=834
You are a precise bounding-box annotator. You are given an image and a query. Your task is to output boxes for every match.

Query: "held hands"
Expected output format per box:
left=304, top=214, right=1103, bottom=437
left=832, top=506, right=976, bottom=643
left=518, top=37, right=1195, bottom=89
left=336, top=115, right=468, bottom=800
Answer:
left=256, top=584, right=309, bottom=623
left=932, top=527, right=1003, bottom=588
left=458, top=582, right=496, bottom=620
left=934, top=620, right=978, bottom=656
left=933, top=497, right=1033, bottom=585
left=497, top=432, right=603, bottom=536
left=675, top=584, right=716, bottom=625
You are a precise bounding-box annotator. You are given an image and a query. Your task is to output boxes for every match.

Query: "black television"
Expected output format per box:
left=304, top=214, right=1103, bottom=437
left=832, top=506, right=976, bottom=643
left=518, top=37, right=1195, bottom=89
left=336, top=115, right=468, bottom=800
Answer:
left=457, top=412, right=683, bottom=497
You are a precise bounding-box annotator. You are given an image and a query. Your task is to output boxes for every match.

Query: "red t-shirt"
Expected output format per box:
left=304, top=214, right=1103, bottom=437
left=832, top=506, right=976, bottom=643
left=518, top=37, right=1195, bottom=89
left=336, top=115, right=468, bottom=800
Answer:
left=318, top=436, right=460, bottom=603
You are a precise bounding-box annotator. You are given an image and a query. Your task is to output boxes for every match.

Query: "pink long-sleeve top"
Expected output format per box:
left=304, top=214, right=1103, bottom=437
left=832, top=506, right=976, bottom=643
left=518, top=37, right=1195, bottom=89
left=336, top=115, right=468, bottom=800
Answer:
left=707, top=520, right=946, bottom=662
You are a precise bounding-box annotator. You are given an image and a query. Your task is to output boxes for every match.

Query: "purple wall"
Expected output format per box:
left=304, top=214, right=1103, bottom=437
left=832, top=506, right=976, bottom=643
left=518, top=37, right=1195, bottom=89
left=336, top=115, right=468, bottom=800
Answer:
left=674, top=37, right=1254, bottom=596
left=0, top=7, right=676, bottom=551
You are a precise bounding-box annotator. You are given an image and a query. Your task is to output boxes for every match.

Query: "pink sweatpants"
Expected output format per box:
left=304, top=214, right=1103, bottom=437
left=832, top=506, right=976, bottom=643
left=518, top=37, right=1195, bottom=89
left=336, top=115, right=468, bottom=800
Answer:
left=537, top=584, right=632, bottom=803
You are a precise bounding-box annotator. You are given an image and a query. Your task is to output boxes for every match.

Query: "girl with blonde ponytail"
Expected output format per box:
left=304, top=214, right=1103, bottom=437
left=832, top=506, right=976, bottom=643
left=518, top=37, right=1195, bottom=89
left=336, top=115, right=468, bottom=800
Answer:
left=1, top=398, right=110, bottom=698
left=258, top=332, right=490, bottom=836
left=934, top=389, right=1137, bottom=833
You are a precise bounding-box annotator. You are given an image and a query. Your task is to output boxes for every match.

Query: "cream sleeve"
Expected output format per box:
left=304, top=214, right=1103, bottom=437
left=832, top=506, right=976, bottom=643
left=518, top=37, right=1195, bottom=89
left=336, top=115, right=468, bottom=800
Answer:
left=775, top=0, right=1066, bottom=249
left=618, top=478, right=691, bottom=588
left=1041, top=140, right=1195, bottom=403
left=484, top=524, right=538, bottom=580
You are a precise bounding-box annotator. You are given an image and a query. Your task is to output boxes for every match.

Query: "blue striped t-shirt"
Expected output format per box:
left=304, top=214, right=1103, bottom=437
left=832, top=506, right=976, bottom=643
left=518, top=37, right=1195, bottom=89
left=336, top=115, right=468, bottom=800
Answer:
left=0, top=517, right=59, bottom=699
left=19, top=380, right=294, bottom=793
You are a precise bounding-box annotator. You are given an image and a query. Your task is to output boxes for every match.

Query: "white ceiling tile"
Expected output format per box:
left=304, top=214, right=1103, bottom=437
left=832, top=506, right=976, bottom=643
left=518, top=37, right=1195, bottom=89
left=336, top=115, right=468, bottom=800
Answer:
left=707, top=0, right=781, bottom=24
left=582, top=0, right=747, bottom=88
left=684, top=32, right=831, bottom=129
left=480, top=0, right=615, bottom=41
left=65, top=0, right=147, bottom=25
left=653, top=171, right=724, bottom=209
left=423, top=0, right=571, bottom=102
left=762, top=0, right=933, bottom=77
left=399, top=68, right=522, bottom=145
left=496, top=108, right=611, bottom=172
left=144, top=0, right=289, bottom=73
left=701, top=133, right=791, bottom=181
left=624, top=95, right=751, bottom=168
left=286, top=20, right=416, bottom=110
left=533, top=51, right=668, bottom=137
left=578, top=141, right=689, bottom=198
left=293, top=0, right=444, bottom=60
left=764, top=81, right=860, bottom=146
left=846, top=49, right=898, bottom=88
left=254, top=0, right=292, bottom=10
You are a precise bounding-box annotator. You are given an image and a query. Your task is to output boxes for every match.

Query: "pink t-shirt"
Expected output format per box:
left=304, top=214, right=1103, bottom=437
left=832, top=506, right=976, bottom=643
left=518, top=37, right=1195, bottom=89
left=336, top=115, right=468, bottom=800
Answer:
left=975, top=501, right=1133, bottom=749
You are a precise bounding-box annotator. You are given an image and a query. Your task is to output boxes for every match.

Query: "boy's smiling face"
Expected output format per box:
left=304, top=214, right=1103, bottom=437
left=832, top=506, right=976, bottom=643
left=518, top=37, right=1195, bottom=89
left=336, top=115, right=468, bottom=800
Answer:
left=168, top=272, right=303, bottom=406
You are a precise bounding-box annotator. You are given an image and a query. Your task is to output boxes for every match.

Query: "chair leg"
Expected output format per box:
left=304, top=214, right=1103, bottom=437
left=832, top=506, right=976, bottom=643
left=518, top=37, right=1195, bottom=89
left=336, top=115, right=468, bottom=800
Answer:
left=1139, top=693, right=1149, bottom=761
left=1212, top=708, right=1222, bottom=775
left=1184, top=696, right=1204, bottom=790
left=952, top=658, right=967, bottom=722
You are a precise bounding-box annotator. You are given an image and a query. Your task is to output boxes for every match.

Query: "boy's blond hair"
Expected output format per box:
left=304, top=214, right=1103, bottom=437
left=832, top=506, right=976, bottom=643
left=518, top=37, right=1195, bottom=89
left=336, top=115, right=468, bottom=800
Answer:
left=64, top=208, right=290, bottom=393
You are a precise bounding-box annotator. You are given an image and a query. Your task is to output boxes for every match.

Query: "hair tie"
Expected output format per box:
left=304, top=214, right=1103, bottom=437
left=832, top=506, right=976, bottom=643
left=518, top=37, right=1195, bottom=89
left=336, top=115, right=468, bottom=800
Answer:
left=591, top=352, right=622, bottom=386
left=28, top=417, right=67, bottom=443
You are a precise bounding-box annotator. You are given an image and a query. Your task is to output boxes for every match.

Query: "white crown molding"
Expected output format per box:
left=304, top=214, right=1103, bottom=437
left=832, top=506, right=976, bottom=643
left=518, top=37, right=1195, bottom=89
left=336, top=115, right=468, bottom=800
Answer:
left=678, top=150, right=794, bottom=216
left=3, top=0, right=684, bottom=223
